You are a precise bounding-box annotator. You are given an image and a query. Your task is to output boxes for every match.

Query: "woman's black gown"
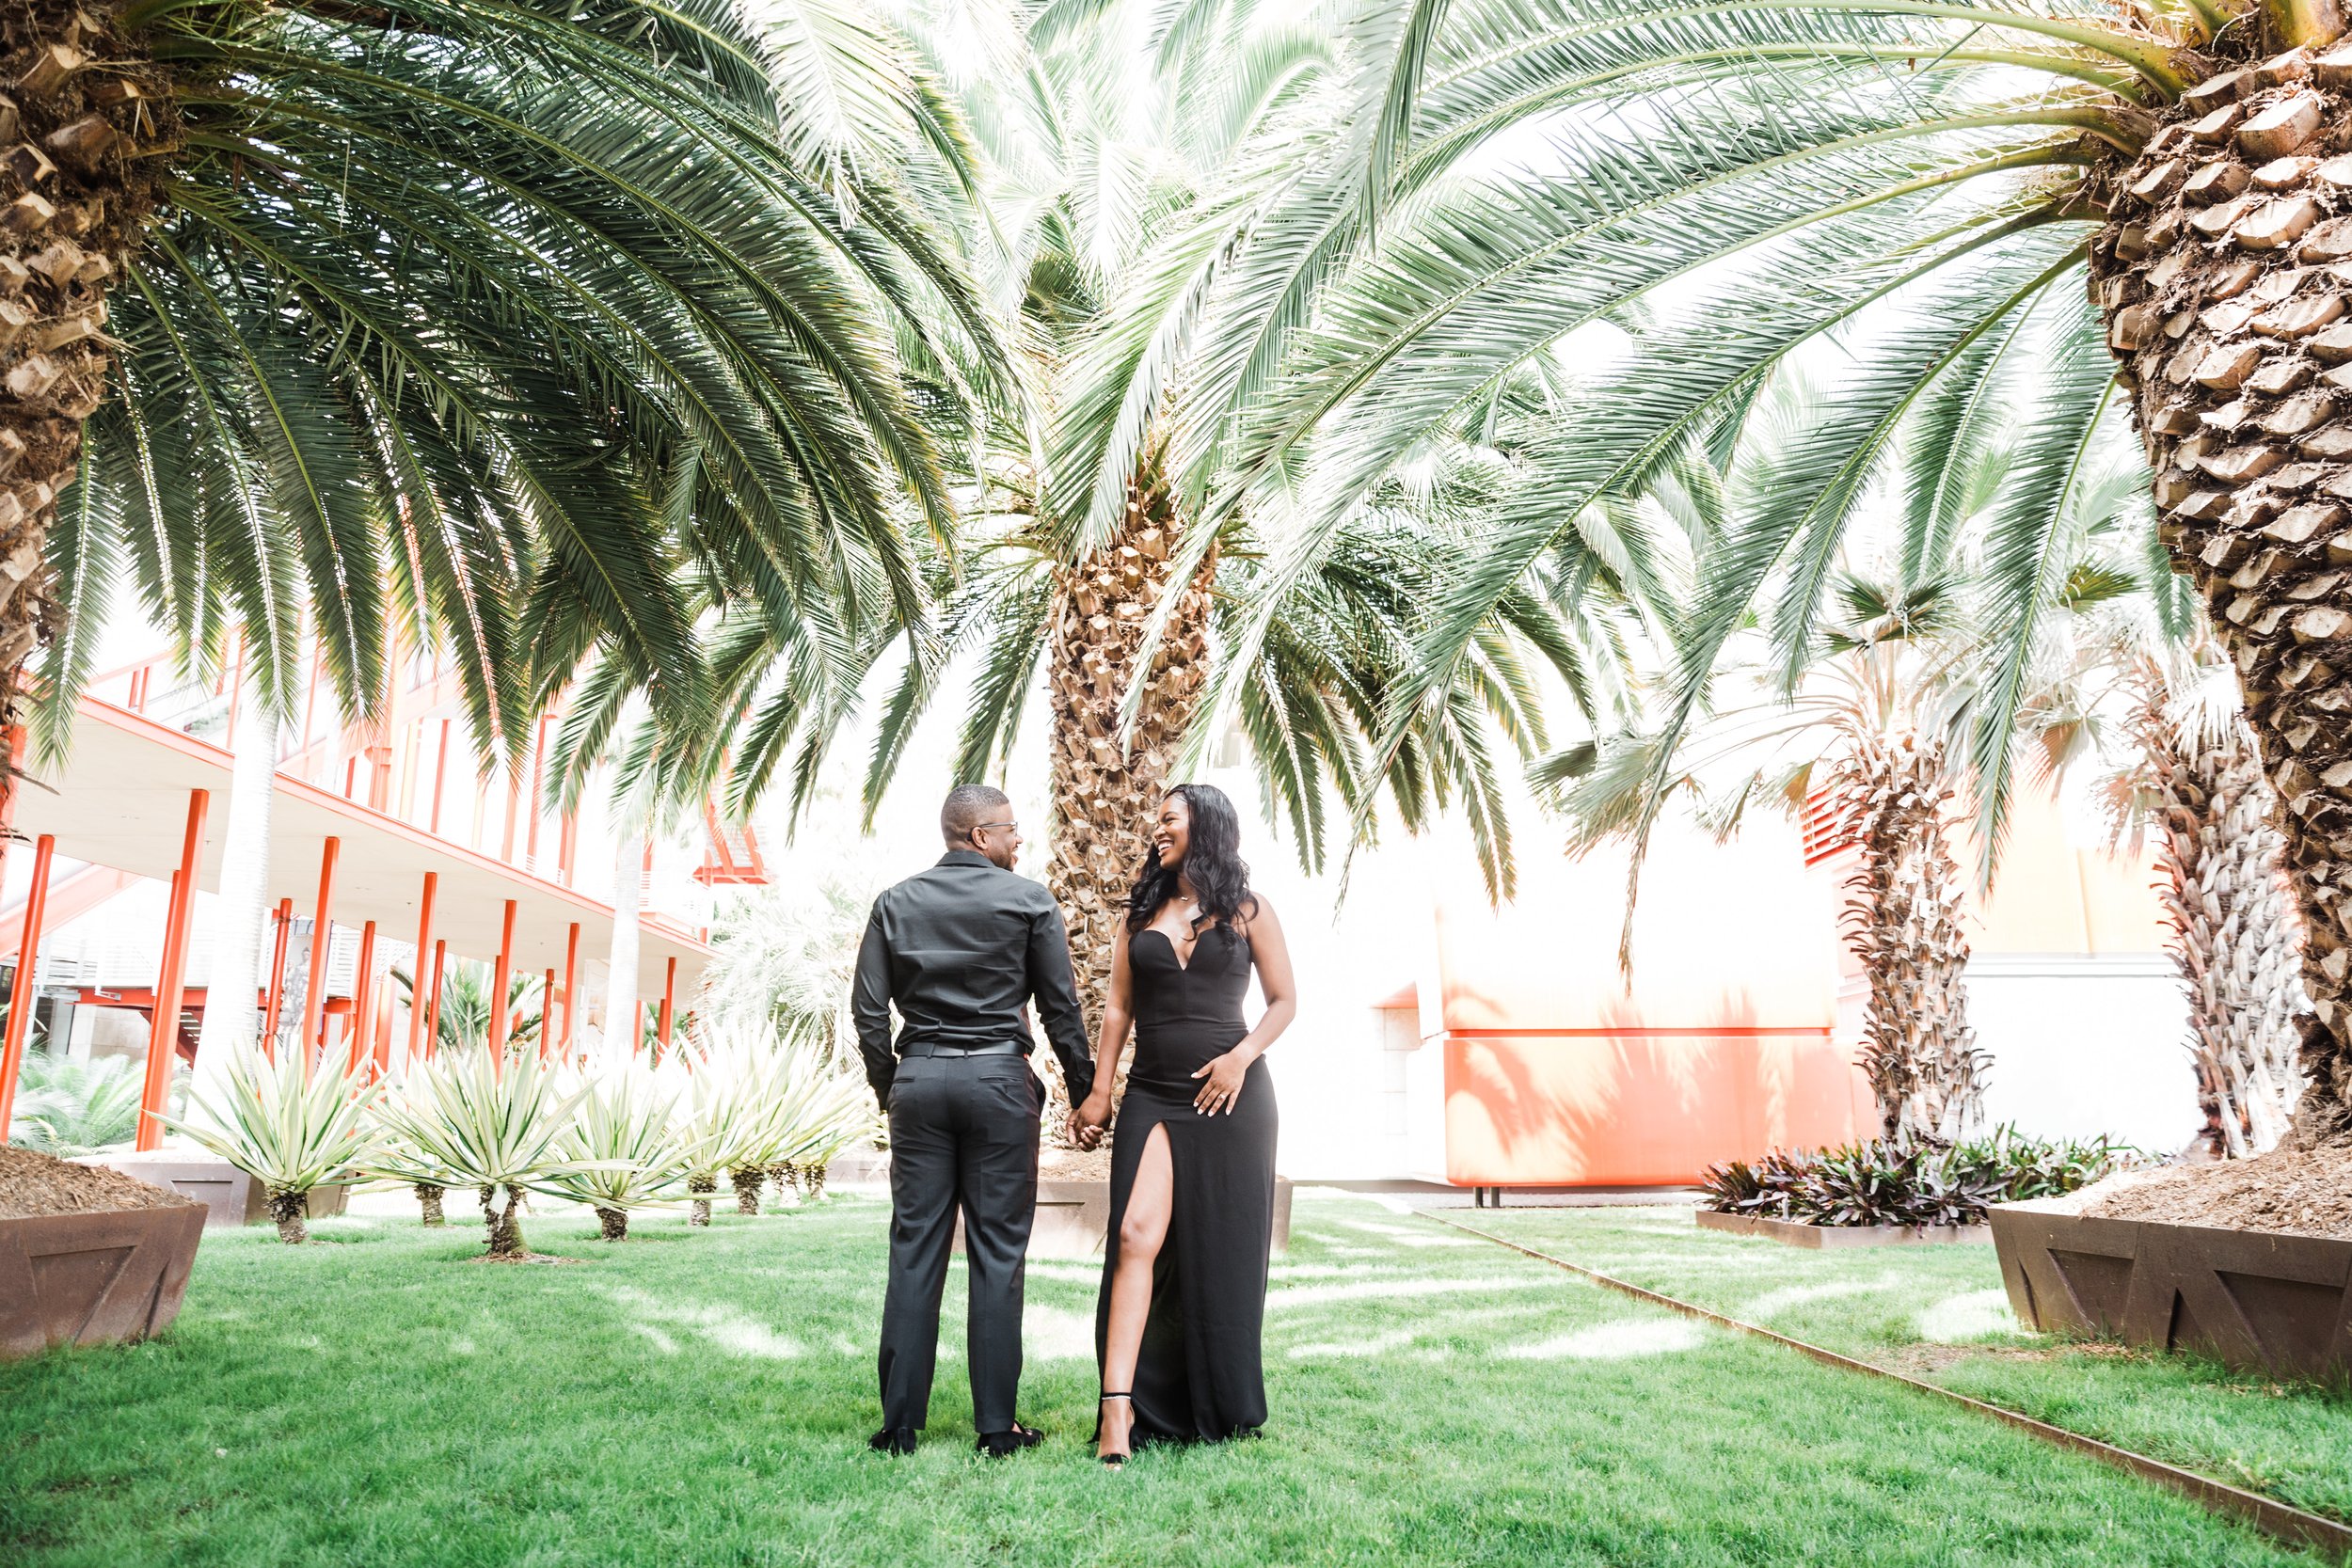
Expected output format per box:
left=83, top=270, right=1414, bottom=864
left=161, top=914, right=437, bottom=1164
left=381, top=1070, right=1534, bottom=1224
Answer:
left=1094, top=921, right=1279, bottom=1444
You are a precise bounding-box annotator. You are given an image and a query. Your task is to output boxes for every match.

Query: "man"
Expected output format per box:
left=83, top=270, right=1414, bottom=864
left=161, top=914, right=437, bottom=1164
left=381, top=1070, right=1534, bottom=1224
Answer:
left=853, top=784, right=1097, bottom=1457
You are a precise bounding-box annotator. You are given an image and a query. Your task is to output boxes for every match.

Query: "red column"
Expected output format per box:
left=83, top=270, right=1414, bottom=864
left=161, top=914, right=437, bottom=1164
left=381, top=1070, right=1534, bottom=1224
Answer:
left=303, top=837, right=341, bottom=1053
left=405, top=872, right=437, bottom=1063
left=657, top=957, right=677, bottom=1051
left=423, top=940, right=447, bottom=1060
left=262, top=897, right=293, bottom=1060
left=486, top=898, right=516, bottom=1069
left=560, top=922, right=580, bottom=1053
left=539, top=968, right=555, bottom=1059
left=557, top=812, right=577, bottom=887
left=0, top=833, right=56, bottom=1135
left=137, top=790, right=210, bottom=1151
left=347, top=920, right=376, bottom=1073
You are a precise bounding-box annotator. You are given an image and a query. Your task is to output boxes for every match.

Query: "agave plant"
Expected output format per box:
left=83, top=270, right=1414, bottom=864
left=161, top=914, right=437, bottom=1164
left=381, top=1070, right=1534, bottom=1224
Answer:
left=366, top=1047, right=603, bottom=1259
left=163, top=1043, right=379, bottom=1243
left=672, top=1029, right=787, bottom=1226
left=767, top=1058, right=879, bottom=1207
left=544, top=1062, right=688, bottom=1241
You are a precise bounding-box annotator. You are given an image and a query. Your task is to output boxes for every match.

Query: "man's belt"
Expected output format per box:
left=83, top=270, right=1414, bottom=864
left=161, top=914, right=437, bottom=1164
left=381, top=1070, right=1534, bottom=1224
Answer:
left=898, top=1040, right=1026, bottom=1059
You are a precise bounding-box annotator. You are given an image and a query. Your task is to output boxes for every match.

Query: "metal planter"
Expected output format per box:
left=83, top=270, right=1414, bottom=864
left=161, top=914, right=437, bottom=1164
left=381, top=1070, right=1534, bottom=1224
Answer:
left=1695, top=1210, right=1994, bottom=1248
left=0, top=1203, right=205, bottom=1360
left=1990, top=1198, right=2352, bottom=1382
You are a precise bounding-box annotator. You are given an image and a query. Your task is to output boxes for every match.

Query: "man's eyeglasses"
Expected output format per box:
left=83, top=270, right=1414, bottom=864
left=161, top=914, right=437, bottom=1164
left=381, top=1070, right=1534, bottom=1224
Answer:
left=971, top=820, right=1018, bottom=835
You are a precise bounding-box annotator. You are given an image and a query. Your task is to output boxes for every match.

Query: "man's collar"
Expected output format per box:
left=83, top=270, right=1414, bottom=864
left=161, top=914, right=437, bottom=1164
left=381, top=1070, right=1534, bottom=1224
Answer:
left=938, top=848, right=996, bottom=868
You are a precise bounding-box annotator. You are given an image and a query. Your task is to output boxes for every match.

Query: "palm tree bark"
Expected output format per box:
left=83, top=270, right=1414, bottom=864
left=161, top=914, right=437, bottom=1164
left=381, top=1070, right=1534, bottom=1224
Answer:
left=2131, top=683, right=2308, bottom=1157
left=2094, top=42, right=2352, bottom=1141
left=267, top=1187, right=308, bottom=1244
left=1826, top=725, right=1986, bottom=1142
left=0, top=5, right=173, bottom=882
left=1041, top=449, right=1216, bottom=1121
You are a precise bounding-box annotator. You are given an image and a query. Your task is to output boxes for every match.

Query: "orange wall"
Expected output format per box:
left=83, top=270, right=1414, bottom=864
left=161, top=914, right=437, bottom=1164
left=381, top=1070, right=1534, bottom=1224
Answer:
left=1426, top=814, right=1869, bottom=1184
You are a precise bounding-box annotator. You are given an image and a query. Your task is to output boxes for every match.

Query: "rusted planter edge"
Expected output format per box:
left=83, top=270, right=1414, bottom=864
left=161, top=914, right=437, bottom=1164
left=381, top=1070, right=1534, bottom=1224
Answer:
left=76, top=1153, right=348, bottom=1227
left=0, top=1203, right=206, bottom=1360
left=1696, top=1209, right=1994, bottom=1248
left=1989, top=1199, right=2352, bottom=1382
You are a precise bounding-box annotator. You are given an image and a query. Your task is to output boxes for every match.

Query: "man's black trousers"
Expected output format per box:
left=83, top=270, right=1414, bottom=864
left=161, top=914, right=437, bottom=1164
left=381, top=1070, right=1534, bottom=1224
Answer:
left=878, top=1053, right=1041, bottom=1435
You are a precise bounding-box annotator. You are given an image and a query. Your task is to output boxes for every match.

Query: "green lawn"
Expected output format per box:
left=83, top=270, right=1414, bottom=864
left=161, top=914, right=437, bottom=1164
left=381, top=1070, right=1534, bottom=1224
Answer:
left=0, top=1192, right=2318, bottom=1566
left=1464, top=1204, right=2352, bottom=1525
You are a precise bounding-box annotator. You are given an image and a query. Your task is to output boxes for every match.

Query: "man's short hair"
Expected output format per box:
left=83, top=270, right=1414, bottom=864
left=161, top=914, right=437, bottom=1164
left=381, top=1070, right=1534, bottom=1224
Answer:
left=941, top=784, right=1011, bottom=846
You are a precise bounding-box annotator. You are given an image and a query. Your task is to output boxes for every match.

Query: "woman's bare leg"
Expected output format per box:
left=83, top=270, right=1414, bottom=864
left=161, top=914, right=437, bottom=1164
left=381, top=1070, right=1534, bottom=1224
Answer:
left=1099, top=1122, right=1171, bottom=1459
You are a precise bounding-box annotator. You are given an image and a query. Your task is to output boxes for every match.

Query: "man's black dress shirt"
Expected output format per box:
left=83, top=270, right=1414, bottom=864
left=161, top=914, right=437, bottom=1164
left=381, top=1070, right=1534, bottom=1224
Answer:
left=851, top=850, right=1095, bottom=1110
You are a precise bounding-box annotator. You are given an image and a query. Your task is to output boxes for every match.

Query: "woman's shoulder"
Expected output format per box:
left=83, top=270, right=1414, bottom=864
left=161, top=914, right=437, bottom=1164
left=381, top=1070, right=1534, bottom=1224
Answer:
left=1232, top=891, right=1269, bottom=935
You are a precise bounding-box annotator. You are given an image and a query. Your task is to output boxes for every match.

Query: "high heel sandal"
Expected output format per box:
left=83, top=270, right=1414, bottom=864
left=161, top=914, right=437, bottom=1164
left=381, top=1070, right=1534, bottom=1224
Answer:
left=1097, top=1392, right=1134, bottom=1467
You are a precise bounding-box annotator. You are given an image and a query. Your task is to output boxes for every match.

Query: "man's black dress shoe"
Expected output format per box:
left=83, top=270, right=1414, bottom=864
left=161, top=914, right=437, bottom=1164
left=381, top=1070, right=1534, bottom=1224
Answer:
left=977, top=1423, right=1044, bottom=1458
left=869, top=1426, right=919, bottom=1456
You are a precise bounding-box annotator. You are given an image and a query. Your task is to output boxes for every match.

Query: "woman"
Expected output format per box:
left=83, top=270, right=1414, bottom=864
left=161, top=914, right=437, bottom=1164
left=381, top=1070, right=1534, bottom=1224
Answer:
left=1073, top=784, right=1296, bottom=1465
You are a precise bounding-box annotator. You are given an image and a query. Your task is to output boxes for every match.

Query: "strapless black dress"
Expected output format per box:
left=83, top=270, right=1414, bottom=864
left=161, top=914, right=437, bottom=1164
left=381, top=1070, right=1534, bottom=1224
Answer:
left=1094, top=922, right=1278, bottom=1444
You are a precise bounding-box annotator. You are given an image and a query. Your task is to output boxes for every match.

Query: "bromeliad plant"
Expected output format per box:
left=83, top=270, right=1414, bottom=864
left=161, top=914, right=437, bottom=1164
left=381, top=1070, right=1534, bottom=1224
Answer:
left=366, top=1048, right=604, bottom=1259
left=1702, top=1128, right=2136, bottom=1227
left=163, top=1043, right=379, bottom=1243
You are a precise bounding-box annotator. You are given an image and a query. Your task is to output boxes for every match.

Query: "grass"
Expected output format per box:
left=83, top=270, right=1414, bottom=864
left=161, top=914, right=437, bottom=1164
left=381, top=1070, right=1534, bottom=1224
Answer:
left=1463, top=1204, right=2352, bottom=1525
left=0, top=1191, right=2319, bottom=1567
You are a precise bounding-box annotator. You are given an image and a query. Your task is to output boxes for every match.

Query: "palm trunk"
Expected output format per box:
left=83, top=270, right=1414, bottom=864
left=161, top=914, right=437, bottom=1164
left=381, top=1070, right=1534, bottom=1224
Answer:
left=688, top=1171, right=714, bottom=1226
left=1828, top=725, right=1985, bottom=1143
left=485, top=1183, right=526, bottom=1258
left=267, top=1187, right=308, bottom=1244
left=2133, top=685, right=2308, bottom=1156
left=595, top=1206, right=627, bottom=1241
left=0, top=7, right=174, bottom=891
left=803, top=1163, right=828, bottom=1201
left=2094, top=49, right=2352, bottom=1141
left=414, top=1181, right=445, bottom=1227
left=730, top=1165, right=762, bottom=1215
left=1042, top=444, right=1216, bottom=1128
left=605, top=832, right=644, bottom=1058
left=770, top=1161, right=800, bottom=1204
left=193, top=679, right=278, bottom=1094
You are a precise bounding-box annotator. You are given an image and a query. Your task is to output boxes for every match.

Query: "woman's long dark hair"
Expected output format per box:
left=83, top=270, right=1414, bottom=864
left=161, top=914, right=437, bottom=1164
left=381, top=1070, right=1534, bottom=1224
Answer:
left=1127, top=784, right=1254, bottom=932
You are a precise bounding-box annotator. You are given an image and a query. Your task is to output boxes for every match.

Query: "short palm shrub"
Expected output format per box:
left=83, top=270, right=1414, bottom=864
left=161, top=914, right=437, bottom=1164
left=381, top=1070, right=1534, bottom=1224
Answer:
left=8, top=1052, right=148, bottom=1155
left=367, top=1049, right=602, bottom=1259
left=1701, top=1129, right=2133, bottom=1229
left=163, top=1045, right=379, bottom=1243
left=545, top=1064, right=689, bottom=1242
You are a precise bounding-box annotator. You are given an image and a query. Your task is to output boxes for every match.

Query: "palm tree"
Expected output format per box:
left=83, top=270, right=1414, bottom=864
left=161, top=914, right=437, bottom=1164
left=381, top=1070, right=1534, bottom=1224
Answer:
left=2112, top=650, right=2310, bottom=1155
left=7, top=0, right=993, bottom=893
left=553, top=0, right=1613, bottom=1085
left=1185, top=0, right=2352, bottom=1135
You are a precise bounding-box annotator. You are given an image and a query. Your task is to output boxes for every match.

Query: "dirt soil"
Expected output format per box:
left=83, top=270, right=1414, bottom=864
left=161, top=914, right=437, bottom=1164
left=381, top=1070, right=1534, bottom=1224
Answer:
left=1040, top=1145, right=1111, bottom=1183
left=0, top=1148, right=198, bottom=1219
left=2080, top=1140, right=2352, bottom=1241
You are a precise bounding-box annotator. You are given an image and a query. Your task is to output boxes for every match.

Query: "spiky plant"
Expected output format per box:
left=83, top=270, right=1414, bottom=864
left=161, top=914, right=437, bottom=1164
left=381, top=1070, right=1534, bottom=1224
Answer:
left=163, top=1043, right=378, bottom=1243
left=366, top=1047, right=602, bottom=1259
left=671, top=1028, right=787, bottom=1227
left=544, top=1061, right=686, bottom=1241
left=2119, top=656, right=2311, bottom=1154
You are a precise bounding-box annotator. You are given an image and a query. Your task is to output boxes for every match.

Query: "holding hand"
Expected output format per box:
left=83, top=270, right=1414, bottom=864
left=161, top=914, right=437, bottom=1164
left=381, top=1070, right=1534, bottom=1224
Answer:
left=1072, top=1090, right=1113, bottom=1149
left=1191, top=1051, right=1248, bottom=1116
